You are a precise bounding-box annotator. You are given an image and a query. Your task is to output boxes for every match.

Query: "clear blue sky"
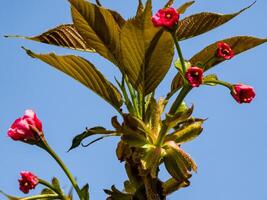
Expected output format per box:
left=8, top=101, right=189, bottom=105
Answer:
left=0, top=0, right=266, bottom=199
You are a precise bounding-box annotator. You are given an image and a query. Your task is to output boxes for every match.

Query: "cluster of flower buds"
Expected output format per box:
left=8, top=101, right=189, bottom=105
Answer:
left=151, top=8, right=256, bottom=104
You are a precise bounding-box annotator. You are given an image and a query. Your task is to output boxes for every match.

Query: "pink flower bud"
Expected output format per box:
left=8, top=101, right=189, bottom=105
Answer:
left=18, top=171, right=39, bottom=194
left=7, top=110, right=43, bottom=142
left=185, top=67, right=204, bottom=87
left=217, top=42, right=234, bottom=60
left=231, top=84, right=256, bottom=104
left=152, top=7, right=180, bottom=29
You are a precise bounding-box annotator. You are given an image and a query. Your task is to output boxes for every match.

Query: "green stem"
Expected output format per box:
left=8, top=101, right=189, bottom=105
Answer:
left=40, top=141, right=84, bottom=200
left=171, top=33, right=186, bottom=74
left=20, top=194, right=60, bottom=200
left=125, top=78, right=140, bottom=117
left=204, top=79, right=232, bottom=89
left=169, top=85, right=191, bottom=115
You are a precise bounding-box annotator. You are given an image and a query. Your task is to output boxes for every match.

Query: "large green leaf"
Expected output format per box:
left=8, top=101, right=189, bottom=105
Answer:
left=190, top=36, right=267, bottom=71
left=23, top=48, right=123, bottom=109
left=69, top=0, right=122, bottom=65
left=7, top=24, right=95, bottom=52
left=120, top=0, right=174, bottom=95
left=176, top=2, right=255, bottom=41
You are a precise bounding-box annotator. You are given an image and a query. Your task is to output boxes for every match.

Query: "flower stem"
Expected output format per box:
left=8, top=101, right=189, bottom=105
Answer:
left=204, top=79, right=232, bottom=89
left=40, top=141, right=84, bottom=200
left=171, top=33, right=186, bottom=74
left=169, top=85, right=191, bottom=115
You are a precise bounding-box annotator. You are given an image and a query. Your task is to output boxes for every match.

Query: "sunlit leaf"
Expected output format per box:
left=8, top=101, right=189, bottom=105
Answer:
left=136, top=0, right=144, bottom=16
left=190, top=36, right=267, bottom=71
left=104, top=185, right=132, bottom=200
left=176, top=2, right=256, bottom=41
left=120, top=0, right=174, bottom=95
left=24, top=48, right=123, bottom=109
left=203, top=74, right=219, bottom=86
left=81, top=184, right=90, bottom=200
left=69, top=127, right=115, bottom=151
left=165, top=121, right=203, bottom=144
left=162, top=178, right=190, bottom=195
left=177, top=1, right=195, bottom=14
left=164, top=0, right=174, bottom=8
left=7, top=24, right=95, bottom=52
left=69, top=0, right=122, bottom=66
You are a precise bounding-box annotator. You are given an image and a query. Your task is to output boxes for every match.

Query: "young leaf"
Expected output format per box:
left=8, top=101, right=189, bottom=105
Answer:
left=6, top=24, right=95, bottom=52
left=69, top=127, right=115, bottom=151
left=203, top=74, right=219, bottom=86
left=177, top=1, right=195, bottom=14
left=164, top=0, right=174, bottom=8
left=190, top=36, right=267, bottom=71
left=104, top=185, right=132, bottom=200
left=120, top=0, right=174, bottom=95
left=81, top=184, right=90, bottom=200
left=51, top=177, right=63, bottom=195
left=69, top=0, right=122, bottom=66
left=162, top=178, right=190, bottom=195
left=23, top=49, right=123, bottom=109
left=136, top=0, right=144, bottom=16
left=165, top=121, right=203, bottom=144
left=176, top=2, right=256, bottom=41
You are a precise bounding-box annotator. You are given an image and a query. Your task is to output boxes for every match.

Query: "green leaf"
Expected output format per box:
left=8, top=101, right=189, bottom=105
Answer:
left=164, top=105, right=194, bottom=130
left=69, top=127, right=115, bottom=151
left=190, top=36, right=267, bottom=71
left=165, top=121, right=203, bottom=144
left=164, top=0, right=174, bottom=8
left=120, top=1, right=174, bottom=95
left=164, top=142, right=197, bottom=181
left=6, top=24, right=95, bottom=52
left=162, top=178, right=190, bottom=195
left=69, top=0, right=122, bottom=66
left=203, top=74, right=219, bottom=86
left=136, top=0, right=144, bottom=16
left=81, top=184, right=90, bottom=200
left=41, top=188, right=55, bottom=195
left=51, top=177, right=63, bottom=195
left=23, top=49, right=123, bottom=109
left=176, top=2, right=256, bottom=41
left=177, top=1, right=195, bottom=14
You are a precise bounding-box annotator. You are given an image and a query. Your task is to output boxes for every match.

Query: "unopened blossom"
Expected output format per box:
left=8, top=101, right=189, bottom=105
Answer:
left=231, top=84, right=256, bottom=103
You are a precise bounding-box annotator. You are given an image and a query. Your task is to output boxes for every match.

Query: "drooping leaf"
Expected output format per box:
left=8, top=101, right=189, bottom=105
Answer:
left=190, top=36, right=267, bottom=71
left=165, top=121, right=203, bottom=144
left=69, top=127, right=115, bottom=151
left=162, top=178, right=190, bottom=195
left=7, top=24, right=95, bottom=52
left=69, top=0, right=122, bottom=66
left=23, top=48, right=123, bottom=109
left=120, top=0, right=174, bottom=95
left=176, top=2, right=256, bottom=41
left=177, top=1, right=195, bottom=14
left=81, top=184, right=90, bottom=200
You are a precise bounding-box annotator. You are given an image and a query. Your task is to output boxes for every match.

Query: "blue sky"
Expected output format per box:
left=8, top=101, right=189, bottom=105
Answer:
left=0, top=0, right=267, bottom=199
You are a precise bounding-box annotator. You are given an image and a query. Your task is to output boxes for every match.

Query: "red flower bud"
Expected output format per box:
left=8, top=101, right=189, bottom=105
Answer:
left=185, top=67, right=204, bottom=87
left=231, top=84, right=256, bottom=104
left=152, top=7, right=180, bottom=29
left=7, top=110, right=43, bottom=142
left=217, top=42, right=234, bottom=60
left=18, top=171, right=39, bottom=194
